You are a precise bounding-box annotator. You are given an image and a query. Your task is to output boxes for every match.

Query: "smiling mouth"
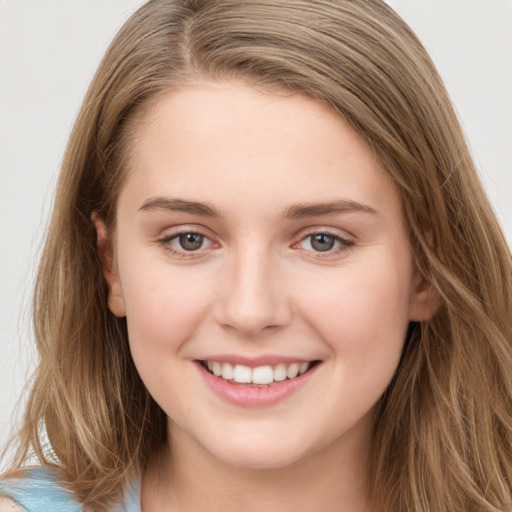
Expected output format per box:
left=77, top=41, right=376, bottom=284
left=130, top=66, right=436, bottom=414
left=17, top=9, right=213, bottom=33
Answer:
left=199, top=360, right=320, bottom=387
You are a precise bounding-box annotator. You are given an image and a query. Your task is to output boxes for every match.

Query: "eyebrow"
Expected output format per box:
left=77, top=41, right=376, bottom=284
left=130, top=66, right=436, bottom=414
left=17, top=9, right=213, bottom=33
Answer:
left=139, top=197, right=222, bottom=217
left=138, top=196, right=378, bottom=219
left=283, top=200, right=378, bottom=219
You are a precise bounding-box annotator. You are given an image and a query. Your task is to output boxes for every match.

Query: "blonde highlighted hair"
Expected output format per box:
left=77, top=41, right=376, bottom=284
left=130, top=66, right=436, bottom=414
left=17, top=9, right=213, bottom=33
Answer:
left=3, top=1, right=512, bottom=510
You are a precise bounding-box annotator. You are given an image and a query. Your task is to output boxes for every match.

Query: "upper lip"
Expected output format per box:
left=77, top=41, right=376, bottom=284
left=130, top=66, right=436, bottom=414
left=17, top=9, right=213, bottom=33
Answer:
left=196, top=354, right=316, bottom=367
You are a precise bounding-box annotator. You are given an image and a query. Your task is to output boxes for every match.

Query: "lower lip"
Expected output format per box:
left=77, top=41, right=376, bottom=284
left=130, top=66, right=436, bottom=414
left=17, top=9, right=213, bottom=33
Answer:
left=195, top=362, right=319, bottom=407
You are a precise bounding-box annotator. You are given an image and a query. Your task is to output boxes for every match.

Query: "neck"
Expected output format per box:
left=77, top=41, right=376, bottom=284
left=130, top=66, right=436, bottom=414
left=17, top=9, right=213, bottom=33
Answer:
left=142, top=418, right=375, bottom=512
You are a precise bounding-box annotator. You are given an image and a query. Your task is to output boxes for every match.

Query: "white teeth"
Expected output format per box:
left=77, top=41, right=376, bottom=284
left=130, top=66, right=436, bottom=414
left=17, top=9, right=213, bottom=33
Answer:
left=286, top=363, right=299, bottom=379
left=273, top=363, right=287, bottom=382
left=252, top=365, right=274, bottom=385
left=205, top=360, right=312, bottom=384
left=298, top=362, right=309, bottom=375
left=212, top=361, right=222, bottom=377
left=221, top=362, right=234, bottom=380
left=233, top=364, right=252, bottom=383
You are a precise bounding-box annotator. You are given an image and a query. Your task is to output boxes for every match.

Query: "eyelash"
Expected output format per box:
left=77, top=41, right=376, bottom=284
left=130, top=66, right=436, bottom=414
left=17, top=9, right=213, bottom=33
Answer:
left=293, top=230, right=355, bottom=259
left=157, top=229, right=355, bottom=260
left=158, top=230, right=215, bottom=259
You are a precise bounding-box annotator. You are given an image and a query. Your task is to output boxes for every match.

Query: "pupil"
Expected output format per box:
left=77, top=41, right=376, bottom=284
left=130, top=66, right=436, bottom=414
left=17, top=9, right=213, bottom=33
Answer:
left=179, top=233, right=204, bottom=251
left=311, top=234, right=334, bottom=252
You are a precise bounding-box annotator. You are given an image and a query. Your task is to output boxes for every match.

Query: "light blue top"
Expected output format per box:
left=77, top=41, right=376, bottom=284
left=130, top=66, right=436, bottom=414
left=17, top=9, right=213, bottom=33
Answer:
left=0, top=467, right=141, bottom=511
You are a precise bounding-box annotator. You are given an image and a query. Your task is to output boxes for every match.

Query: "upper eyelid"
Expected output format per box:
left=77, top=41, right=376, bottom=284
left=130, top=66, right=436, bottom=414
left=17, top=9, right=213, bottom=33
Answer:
left=156, top=225, right=355, bottom=245
left=157, top=231, right=217, bottom=259
left=159, top=230, right=216, bottom=247
left=157, top=224, right=215, bottom=239
left=296, top=233, right=353, bottom=248
left=295, top=226, right=355, bottom=242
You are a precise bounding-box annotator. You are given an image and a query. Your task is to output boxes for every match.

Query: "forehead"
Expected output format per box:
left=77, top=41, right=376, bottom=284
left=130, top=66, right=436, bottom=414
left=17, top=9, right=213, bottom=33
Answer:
left=120, top=82, right=400, bottom=219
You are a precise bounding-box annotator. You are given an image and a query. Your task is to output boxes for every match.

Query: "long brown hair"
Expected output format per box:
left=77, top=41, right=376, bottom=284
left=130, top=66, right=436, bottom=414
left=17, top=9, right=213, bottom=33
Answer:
left=4, top=1, right=512, bottom=510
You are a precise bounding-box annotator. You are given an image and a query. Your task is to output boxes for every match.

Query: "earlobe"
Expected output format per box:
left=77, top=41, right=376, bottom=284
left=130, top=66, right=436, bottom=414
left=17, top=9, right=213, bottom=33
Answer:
left=409, top=269, right=441, bottom=322
left=92, top=213, right=126, bottom=318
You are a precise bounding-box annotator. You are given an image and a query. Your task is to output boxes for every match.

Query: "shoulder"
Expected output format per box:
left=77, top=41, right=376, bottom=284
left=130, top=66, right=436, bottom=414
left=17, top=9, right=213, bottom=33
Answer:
left=0, top=467, right=81, bottom=512
left=0, top=496, right=25, bottom=512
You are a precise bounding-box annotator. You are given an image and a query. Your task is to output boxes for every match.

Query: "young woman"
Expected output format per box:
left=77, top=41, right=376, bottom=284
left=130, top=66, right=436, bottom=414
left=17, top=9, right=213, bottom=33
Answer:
left=1, top=0, right=511, bottom=510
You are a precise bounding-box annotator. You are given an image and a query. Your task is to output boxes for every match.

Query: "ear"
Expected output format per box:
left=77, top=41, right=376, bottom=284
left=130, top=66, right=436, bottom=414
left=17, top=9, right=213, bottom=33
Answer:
left=408, top=267, right=440, bottom=322
left=92, top=213, right=126, bottom=318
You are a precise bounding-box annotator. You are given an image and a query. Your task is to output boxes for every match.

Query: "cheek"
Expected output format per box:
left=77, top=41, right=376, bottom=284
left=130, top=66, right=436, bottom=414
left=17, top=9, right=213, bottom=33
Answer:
left=118, top=260, right=213, bottom=363
left=299, top=254, right=414, bottom=367
left=294, top=260, right=413, bottom=430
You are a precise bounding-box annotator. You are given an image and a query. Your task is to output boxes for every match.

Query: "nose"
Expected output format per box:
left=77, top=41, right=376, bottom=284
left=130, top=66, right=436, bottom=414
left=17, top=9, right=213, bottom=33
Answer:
left=215, top=246, right=291, bottom=337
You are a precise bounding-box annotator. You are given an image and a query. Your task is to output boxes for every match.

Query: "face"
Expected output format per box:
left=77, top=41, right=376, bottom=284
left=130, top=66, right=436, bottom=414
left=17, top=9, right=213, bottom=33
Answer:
left=97, top=82, right=432, bottom=470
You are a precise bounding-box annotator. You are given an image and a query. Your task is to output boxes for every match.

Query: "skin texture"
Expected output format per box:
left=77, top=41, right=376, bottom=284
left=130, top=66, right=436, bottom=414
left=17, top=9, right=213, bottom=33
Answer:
left=96, top=82, right=434, bottom=511
left=0, top=497, right=23, bottom=512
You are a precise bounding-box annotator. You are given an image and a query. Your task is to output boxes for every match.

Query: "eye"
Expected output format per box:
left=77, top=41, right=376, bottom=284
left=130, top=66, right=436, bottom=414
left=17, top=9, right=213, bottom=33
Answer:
left=296, top=231, right=354, bottom=255
left=177, top=232, right=206, bottom=251
left=158, top=230, right=215, bottom=257
left=309, top=233, right=337, bottom=252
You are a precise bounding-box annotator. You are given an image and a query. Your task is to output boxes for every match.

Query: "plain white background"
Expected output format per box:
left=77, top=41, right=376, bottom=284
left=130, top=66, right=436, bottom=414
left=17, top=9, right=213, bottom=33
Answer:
left=1, top=0, right=511, bottom=458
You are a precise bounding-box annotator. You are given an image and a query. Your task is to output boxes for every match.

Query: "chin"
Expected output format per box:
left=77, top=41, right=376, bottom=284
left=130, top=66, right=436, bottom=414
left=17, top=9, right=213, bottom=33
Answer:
left=213, top=445, right=306, bottom=471
left=198, top=427, right=319, bottom=471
